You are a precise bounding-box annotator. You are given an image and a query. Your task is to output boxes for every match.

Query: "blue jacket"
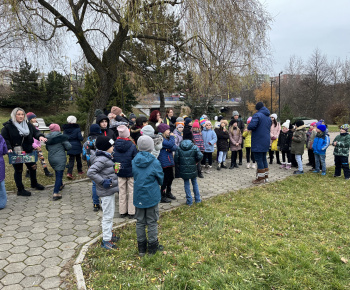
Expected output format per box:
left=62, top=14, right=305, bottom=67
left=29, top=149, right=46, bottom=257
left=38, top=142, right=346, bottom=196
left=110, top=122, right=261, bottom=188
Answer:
left=201, top=128, right=217, bottom=152
left=247, top=106, right=271, bottom=152
left=112, top=138, right=138, bottom=177
left=158, top=135, right=177, bottom=168
left=312, top=133, right=330, bottom=155
left=132, top=151, right=164, bottom=208
left=62, top=124, right=83, bottom=155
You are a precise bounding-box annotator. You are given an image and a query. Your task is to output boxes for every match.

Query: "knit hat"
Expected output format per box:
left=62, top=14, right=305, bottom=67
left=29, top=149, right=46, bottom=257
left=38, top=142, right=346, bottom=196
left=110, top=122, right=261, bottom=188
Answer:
left=205, top=120, right=212, bottom=126
left=220, top=120, right=228, bottom=127
left=192, top=119, right=200, bottom=128
left=89, top=124, right=101, bottom=135
left=94, top=109, right=103, bottom=117
left=137, top=135, right=154, bottom=153
left=282, top=119, right=290, bottom=128
left=247, top=117, right=252, bottom=124
left=340, top=124, right=349, bottom=131
left=199, top=118, right=206, bottom=127
left=310, top=122, right=317, bottom=127
left=176, top=123, right=184, bottom=129
left=67, top=115, right=77, bottom=124
left=255, top=102, right=264, bottom=110
left=117, top=125, right=130, bottom=138
left=182, top=115, right=188, bottom=119
left=184, top=118, right=192, bottom=126
left=232, top=111, right=239, bottom=117
left=183, top=129, right=193, bottom=140
left=26, top=112, right=36, bottom=122
left=157, top=123, right=170, bottom=133
left=96, top=136, right=114, bottom=151
left=295, top=120, right=304, bottom=127
left=316, top=121, right=322, bottom=127
left=129, top=113, right=136, bottom=120
left=111, top=106, right=122, bottom=116
left=270, top=113, right=277, bottom=120
left=175, top=117, right=184, bottom=127
left=201, top=114, right=208, bottom=119
left=141, top=125, right=155, bottom=137
left=49, top=123, right=60, bottom=132
left=217, top=116, right=223, bottom=122
left=317, top=124, right=326, bottom=132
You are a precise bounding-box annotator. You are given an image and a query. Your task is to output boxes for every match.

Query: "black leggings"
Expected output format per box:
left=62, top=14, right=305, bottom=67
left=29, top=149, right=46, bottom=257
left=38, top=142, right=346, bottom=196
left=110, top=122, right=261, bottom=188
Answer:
left=13, top=162, right=38, bottom=190
left=161, top=167, right=174, bottom=195
left=201, top=152, right=213, bottom=166
left=245, top=148, right=255, bottom=163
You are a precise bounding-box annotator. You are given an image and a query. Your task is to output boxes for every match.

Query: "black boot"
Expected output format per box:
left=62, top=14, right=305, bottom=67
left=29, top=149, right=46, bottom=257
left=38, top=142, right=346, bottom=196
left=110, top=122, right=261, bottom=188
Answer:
left=166, top=190, right=176, bottom=200
left=160, top=190, right=171, bottom=203
left=148, top=239, right=164, bottom=255
left=229, top=163, right=234, bottom=169
left=44, top=167, right=54, bottom=177
left=217, top=165, right=221, bottom=170
left=17, top=188, right=31, bottom=196
left=138, top=240, right=148, bottom=257
left=221, top=162, right=227, bottom=169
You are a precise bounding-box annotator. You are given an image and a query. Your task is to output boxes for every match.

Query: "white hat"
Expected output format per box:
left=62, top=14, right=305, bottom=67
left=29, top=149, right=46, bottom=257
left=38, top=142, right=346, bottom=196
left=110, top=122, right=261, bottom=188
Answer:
left=270, top=114, right=277, bottom=120
left=67, top=116, right=77, bottom=124
left=282, top=119, right=290, bottom=128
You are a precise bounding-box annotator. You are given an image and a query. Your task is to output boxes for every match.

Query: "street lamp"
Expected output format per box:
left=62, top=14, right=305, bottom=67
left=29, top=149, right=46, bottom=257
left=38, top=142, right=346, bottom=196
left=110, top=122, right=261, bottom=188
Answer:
left=278, top=71, right=283, bottom=119
left=270, top=79, right=275, bottom=113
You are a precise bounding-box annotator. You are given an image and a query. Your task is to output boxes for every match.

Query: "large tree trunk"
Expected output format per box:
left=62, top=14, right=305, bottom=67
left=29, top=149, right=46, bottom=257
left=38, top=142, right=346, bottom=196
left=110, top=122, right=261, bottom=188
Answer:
left=159, top=89, right=166, bottom=117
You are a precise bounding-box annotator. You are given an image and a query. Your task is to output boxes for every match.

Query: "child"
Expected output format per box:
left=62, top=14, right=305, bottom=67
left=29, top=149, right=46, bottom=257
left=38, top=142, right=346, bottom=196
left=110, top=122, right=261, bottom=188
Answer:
left=96, top=114, right=117, bottom=140
left=0, top=134, right=8, bottom=209
left=214, top=119, right=229, bottom=170
left=63, top=116, right=84, bottom=179
left=26, top=112, right=53, bottom=177
left=192, top=120, right=205, bottom=178
left=200, top=115, right=208, bottom=130
left=242, top=117, right=256, bottom=169
left=157, top=123, right=177, bottom=203
left=133, top=135, right=164, bottom=256
left=306, top=122, right=317, bottom=170
left=277, top=120, right=293, bottom=169
left=82, top=124, right=102, bottom=211
left=214, top=116, right=223, bottom=129
left=130, top=116, right=148, bottom=143
left=173, top=123, right=184, bottom=147
left=140, top=125, right=163, bottom=158
left=87, top=136, right=119, bottom=250
left=113, top=125, right=138, bottom=219
left=291, top=120, right=307, bottom=174
left=174, top=129, right=203, bottom=205
left=228, top=120, right=242, bottom=169
left=312, top=124, right=330, bottom=175
left=201, top=121, right=217, bottom=173
left=46, top=124, right=72, bottom=200
left=269, top=114, right=281, bottom=164
left=332, top=124, right=350, bottom=179
left=129, top=113, right=137, bottom=126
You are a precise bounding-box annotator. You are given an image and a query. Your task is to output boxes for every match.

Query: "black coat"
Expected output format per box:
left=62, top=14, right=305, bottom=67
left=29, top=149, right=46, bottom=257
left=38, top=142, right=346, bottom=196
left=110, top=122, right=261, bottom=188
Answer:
left=215, top=128, right=229, bottom=152
left=96, top=114, right=117, bottom=140
left=130, top=125, right=142, bottom=143
left=62, top=123, right=83, bottom=155
left=1, top=120, right=44, bottom=153
left=277, top=130, right=293, bottom=151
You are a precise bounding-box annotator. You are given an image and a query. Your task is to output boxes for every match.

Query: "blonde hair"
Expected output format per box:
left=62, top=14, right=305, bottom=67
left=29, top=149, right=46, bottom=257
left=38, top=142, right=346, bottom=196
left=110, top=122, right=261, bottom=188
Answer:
left=229, top=123, right=241, bottom=135
left=11, top=107, right=27, bottom=123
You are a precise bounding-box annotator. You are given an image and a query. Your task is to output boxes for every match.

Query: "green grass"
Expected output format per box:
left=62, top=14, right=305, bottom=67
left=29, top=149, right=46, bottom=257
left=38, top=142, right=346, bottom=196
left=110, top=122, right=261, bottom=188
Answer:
left=328, top=125, right=341, bottom=133
left=82, top=168, right=350, bottom=289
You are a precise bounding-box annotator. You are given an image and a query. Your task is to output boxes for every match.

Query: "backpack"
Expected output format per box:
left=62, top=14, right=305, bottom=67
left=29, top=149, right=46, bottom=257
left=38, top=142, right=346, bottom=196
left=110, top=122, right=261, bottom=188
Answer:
left=82, top=136, right=97, bottom=166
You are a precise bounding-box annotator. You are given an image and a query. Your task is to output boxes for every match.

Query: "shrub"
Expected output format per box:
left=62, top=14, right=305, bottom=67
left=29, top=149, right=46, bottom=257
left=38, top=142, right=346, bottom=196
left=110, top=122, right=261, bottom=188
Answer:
left=44, top=112, right=88, bottom=129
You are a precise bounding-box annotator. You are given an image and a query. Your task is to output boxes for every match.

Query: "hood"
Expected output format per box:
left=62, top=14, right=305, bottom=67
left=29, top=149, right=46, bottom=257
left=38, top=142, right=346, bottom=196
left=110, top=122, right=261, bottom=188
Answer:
left=114, top=138, right=133, bottom=153
left=2, top=119, right=13, bottom=127
left=46, top=132, right=69, bottom=145
left=179, top=139, right=194, bottom=151
left=133, top=151, right=156, bottom=168
left=95, top=150, right=113, bottom=159
left=202, top=127, right=212, bottom=132
left=62, top=123, right=80, bottom=133
left=258, top=106, right=270, bottom=116
left=296, top=125, right=306, bottom=131
left=96, top=114, right=109, bottom=128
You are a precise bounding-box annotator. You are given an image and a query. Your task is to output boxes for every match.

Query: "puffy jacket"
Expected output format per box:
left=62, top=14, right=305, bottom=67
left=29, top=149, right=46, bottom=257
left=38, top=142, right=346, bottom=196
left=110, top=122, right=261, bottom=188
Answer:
left=247, top=106, right=271, bottom=152
left=158, top=135, right=177, bottom=168
left=242, top=130, right=252, bottom=148
left=173, top=129, right=183, bottom=147
left=130, top=125, right=142, bottom=143
left=151, top=135, right=163, bottom=158
left=192, top=131, right=204, bottom=152
left=46, top=132, right=72, bottom=171
left=0, top=135, right=8, bottom=182
left=291, top=125, right=307, bottom=155
left=132, top=151, right=164, bottom=208
left=307, top=129, right=317, bottom=149
left=277, top=130, right=293, bottom=151
left=96, top=114, right=117, bottom=140
left=1, top=119, right=44, bottom=153
left=62, top=123, right=83, bottom=155
left=32, top=126, right=42, bottom=149
left=215, top=128, right=229, bottom=152
left=333, top=133, right=350, bottom=157
left=174, top=140, right=203, bottom=180
left=229, top=127, right=242, bottom=151
left=312, top=132, right=330, bottom=155
left=113, top=138, right=138, bottom=177
left=201, top=128, right=217, bottom=153
left=87, top=150, right=119, bottom=197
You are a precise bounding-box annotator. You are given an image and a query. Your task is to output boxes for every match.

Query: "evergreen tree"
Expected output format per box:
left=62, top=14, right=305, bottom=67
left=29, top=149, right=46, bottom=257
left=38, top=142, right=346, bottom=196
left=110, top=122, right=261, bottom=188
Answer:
left=45, top=71, right=70, bottom=109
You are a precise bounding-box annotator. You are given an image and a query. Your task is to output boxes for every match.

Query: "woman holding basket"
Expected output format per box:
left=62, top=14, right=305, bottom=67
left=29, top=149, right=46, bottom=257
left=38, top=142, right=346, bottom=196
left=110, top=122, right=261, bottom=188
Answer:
left=1, top=107, right=47, bottom=196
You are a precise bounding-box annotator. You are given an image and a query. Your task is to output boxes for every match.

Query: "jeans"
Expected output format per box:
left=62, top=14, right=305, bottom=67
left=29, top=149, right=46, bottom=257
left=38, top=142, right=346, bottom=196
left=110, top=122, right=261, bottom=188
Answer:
left=314, top=154, right=326, bottom=173
left=253, top=152, right=268, bottom=169
left=135, top=204, right=159, bottom=243
left=92, top=181, right=100, bottom=205
left=13, top=162, right=38, bottom=190
left=184, top=178, right=201, bottom=205
left=0, top=180, right=7, bottom=209
left=295, top=155, right=303, bottom=172
left=334, top=155, right=350, bottom=178
left=101, top=194, right=115, bottom=241
left=53, top=170, right=64, bottom=193
left=218, top=151, right=227, bottom=163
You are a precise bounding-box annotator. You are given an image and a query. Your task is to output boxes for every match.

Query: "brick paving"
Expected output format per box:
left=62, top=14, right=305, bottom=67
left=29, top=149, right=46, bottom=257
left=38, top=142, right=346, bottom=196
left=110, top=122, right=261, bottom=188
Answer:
left=0, top=135, right=337, bottom=289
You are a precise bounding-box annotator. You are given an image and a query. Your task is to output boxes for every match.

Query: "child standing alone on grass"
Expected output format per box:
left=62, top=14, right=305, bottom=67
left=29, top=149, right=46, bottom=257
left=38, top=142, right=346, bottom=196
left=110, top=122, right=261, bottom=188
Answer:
left=0, top=134, right=8, bottom=209
left=133, top=135, right=164, bottom=256
left=87, top=136, right=119, bottom=250
left=332, top=124, right=350, bottom=179
left=312, top=124, right=330, bottom=176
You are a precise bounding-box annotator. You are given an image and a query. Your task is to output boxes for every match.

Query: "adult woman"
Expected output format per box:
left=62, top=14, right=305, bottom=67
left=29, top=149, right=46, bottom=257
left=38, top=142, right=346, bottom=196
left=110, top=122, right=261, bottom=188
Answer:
left=269, top=113, right=281, bottom=164
left=1, top=108, right=47, bottom=196
left=164, top=108, right=175, bottom=132
left=148, top=110, right=162, bottom=134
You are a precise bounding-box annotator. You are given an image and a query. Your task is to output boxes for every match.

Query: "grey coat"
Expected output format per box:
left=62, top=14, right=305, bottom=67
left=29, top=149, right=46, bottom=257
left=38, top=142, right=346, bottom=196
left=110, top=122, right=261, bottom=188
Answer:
left=46, top=132, right=72, bottom=171
left=87, top=151, right=119, bottom=197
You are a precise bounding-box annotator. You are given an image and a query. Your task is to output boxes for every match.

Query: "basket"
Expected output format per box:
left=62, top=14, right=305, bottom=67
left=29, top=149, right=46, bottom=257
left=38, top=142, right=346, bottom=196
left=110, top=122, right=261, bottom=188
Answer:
left=8, top=151, right=38, bottom=164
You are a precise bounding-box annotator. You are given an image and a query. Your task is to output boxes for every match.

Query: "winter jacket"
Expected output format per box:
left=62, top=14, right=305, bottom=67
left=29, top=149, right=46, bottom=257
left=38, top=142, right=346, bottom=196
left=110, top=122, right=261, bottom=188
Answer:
left=333, top=133, right=350, bottom=157
left=164, top=116, right=175, bottom=132
left=229, top=127, right=242, bottom=151
left=192, top=131, right=205, bottom=152
left=151, top=135, right=163, bottom=158
left=174, top=140, right=203, bottom=180
left=215, top=128, right=229, bottom=152
left=130, top=125, right=142, bottom=144
left=87, top=150, right=119, bottom=197
left=270, top=122, right=281, bottom=145
left=46, top=132, right=72, bottom=171
left=158, top=135, right=177, bottom=168
left=32, top=126, right=42, bottom=149
left=62, top=123, right=83, bottom=155
left=307, top=129, right=317, bottom=149
left=242, top=130, right=252, bottom=148
left=247, top=106, right=271, bottom=153
left=291, top=125, right=307, bottom=155
left=277, top=130, right=293, bottom=151
left=201, top=128, right=217, bottom=153
left=96, top=114, right=117, bottom=140
left=173, top=129, right=183, bottom=147
left=1, top=119, right=44, bottom=153
left=312, top=132, right=330, bottom=155
left=112, top=138, right=138, bottom=177
left=132, top=151, right=164, bottom=208
left=0, top=135, right=8, bottom=182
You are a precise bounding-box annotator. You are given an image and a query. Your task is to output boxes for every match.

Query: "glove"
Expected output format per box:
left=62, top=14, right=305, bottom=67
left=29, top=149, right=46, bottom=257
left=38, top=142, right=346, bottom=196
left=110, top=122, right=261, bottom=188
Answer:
left=102, top=178, right=112, bottom=189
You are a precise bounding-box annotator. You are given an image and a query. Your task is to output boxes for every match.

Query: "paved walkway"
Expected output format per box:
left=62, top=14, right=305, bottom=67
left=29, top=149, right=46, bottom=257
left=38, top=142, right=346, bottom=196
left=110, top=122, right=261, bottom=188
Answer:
left=0, top=136, right=337, bottom=289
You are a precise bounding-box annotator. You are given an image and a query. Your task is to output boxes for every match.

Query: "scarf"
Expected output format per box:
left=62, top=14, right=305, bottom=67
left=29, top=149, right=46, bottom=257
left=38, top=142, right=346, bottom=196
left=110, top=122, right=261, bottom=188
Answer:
left=316, top=132, right=325, bottom=138
left=13, top=121, right=30, bottom=137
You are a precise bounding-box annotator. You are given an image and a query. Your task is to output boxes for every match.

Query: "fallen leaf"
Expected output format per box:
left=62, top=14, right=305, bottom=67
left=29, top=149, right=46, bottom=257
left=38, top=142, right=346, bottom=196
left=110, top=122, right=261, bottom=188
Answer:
left=341, top=257, right=348, bottom=264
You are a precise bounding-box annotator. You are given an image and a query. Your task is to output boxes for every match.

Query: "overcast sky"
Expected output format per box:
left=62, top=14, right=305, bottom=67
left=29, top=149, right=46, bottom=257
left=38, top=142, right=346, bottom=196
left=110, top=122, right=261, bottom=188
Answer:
left=263, top=0, right=350, bottom=76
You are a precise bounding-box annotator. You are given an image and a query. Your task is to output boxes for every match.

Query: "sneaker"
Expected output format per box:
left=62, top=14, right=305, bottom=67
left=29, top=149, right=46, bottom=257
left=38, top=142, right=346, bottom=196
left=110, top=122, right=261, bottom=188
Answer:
left=312, top=170, right=320, bottom=173
left=101, top=240, right=118, bottom=250
left=93, top=204, right=101, bottom=212
left=111, top=233, right=120, bottom=243
left=333, top=175, right=341, bottom=177
left=246, top=163, right=251, bottom=169
left=166, top=192, right=176, bottom=200
left=321, top=172, right=326, bottom=176
left=66, top=173, right=73, bottom=179
left=78, top=171, right=84, bottom=175
left=52, top=193, right=62, bottom=200
left=160, top=196, right=171, bottom=203
left=293, top=170, right=304, bottom=175
left=128, top=214, right=135, bottom=219
left=221, top=163, right=228, bottom=169
left=234, top=164, right=239, bottom=168
left=17, top=189, right=31, bottom=196
left=238, top=162, right=242, bottom=165
left=251, top=163, right=256, bottom=169
left=217, top=166, right=221, bottom=171
left=198, top=173, right=204, bottom=178
left=31, top=184, right=45, bottom=190
left=119, top=213, right=128, bottom=218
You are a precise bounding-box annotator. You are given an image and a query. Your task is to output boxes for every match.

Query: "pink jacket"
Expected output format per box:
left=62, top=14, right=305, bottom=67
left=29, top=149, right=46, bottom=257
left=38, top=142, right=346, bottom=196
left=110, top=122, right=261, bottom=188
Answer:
left=270, top=122, right=281, bottom=145
left=229, top=128, right=242, bottom=151
left=32, top=126, right=41, bottom=149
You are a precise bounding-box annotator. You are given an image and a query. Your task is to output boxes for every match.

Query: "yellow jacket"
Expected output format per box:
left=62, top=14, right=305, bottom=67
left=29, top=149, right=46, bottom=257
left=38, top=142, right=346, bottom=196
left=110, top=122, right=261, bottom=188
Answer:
left=242, top=130, right=252, bottom=148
